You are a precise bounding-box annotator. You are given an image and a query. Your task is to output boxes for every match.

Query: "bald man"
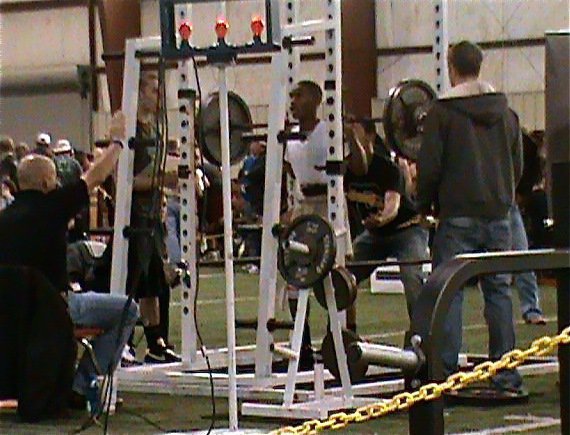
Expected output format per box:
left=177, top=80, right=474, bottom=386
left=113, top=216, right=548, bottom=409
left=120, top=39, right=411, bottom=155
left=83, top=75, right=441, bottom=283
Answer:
left=0, top=112, right=139, bottom=409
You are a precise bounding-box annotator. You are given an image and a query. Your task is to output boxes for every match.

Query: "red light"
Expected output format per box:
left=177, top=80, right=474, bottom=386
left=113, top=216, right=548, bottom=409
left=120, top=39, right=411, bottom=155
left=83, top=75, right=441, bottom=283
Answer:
left=215, top=18, right=229, bottom=39
left=251, top=16, right=264, bottom=38
left=178, top=22, right=192, bottom=41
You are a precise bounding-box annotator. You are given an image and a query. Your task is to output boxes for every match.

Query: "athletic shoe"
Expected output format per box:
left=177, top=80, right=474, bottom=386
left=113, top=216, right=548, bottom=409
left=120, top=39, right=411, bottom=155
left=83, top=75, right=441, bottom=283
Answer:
left=121, top=345, right=142, bottom=367
left=144, top=346, right=182, bottom=364
left=523, top=311, right=547, bottom=325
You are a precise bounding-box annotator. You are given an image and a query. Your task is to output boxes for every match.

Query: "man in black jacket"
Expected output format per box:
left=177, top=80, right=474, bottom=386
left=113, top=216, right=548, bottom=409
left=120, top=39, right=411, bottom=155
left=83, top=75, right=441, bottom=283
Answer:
left=0, top=113, right=139, bottom=408
left=417, top=41, right=523, bottom=392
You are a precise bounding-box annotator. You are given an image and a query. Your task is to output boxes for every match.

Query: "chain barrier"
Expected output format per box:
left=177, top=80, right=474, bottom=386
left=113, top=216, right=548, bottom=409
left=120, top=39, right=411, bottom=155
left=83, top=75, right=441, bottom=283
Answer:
left=271, top=326, right=570, bottom=435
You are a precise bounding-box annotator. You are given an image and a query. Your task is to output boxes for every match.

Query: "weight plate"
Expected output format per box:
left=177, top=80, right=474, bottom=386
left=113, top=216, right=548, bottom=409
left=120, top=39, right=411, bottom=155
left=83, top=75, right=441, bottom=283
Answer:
left=313, top=266, right=358, bottom=311
left=383, top=79, right=436, bottom=161
left=321, top=329, right=368, bottom=383
left=277, top=214, right=336, bottom=288
left=199, top=91, right=253, bottom=166
left=444, top=386, right=529, bottom=406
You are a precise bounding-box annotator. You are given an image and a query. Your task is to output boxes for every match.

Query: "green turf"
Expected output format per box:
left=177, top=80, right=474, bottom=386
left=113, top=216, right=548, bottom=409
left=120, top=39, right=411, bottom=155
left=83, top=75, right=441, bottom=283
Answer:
left=1, top=271, right=564, bottom=434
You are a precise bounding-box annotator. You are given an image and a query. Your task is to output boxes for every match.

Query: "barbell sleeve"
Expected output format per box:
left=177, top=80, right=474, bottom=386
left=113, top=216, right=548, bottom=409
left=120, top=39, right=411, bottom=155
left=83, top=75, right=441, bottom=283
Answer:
left=270, top=344, right=299, bottom=360
left=351, top=342, right=421, bottom=372
left=283, top=240, right=311, bottom=255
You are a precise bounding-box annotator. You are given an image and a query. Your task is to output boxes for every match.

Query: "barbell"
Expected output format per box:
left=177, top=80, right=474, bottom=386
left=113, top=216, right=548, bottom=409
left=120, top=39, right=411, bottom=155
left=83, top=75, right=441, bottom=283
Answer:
left=321, top=330, right=425, bottom=383
left=199, top=79, right=437, bottom=165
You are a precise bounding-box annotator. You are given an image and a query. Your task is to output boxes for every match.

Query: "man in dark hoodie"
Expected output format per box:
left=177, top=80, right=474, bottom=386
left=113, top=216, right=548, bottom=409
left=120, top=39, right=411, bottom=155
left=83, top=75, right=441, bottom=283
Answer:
left=417, top=41, right=523, bottom=392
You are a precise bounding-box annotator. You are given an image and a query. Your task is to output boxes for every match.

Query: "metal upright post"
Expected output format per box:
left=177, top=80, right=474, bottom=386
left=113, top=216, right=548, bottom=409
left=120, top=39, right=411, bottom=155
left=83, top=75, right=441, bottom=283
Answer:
left=253, top=0, right=299, bottom=381
left=324, top=0, right=347, bottom=266
left=283, top=289, right=310, bottom=405
left=433, top=0, right=449, bottom=95
left=545, top=31, right=570, bottom=435
left=323, top=0, right=353, bottom=400
left=285, top=0, right=300, bottom=211
left=254, top=52, right=289, bottom=380
left=218, top=65, right=238, bottom=431
left=110, top=39, right=140, bottom=295
left=408, top=4, right=449, bottom=431
left=175, top=2, right=198, bottom=365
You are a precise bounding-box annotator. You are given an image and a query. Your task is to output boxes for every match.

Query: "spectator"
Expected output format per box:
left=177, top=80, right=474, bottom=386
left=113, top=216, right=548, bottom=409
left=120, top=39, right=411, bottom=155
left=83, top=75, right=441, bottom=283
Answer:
left=0, top=135, right=18, bottom=189
left=0, top=177, right=15, bottom=211
left=15, top=142, right=30, bottom=162
left=238, top=141, right=266, bottom=257
left=0, top=112, right=139, bottom=409
left=33, top=132, right=54, bottom=158
left=417, top=40, right=523, bottom=393
left=53, top=139, right=83, bottom=187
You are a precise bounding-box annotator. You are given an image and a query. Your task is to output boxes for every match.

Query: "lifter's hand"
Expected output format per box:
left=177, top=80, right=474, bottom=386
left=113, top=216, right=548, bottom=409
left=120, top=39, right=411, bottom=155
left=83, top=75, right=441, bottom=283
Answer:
left=109, top=111, right=126, bottom=141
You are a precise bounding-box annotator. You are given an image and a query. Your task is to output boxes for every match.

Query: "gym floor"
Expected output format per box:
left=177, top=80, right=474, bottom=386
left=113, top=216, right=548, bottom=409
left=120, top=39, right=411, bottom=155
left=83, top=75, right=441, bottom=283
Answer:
left=0, top=271, right=562, bottom=434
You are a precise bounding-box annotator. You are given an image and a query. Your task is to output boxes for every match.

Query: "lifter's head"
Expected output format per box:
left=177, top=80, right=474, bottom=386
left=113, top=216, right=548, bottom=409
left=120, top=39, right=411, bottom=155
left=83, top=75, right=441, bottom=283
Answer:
left=18, top=154, right=58, bottom=193
left=138, top=70, right=160, bottom=119
left=289, top=80, right=322, bottom=121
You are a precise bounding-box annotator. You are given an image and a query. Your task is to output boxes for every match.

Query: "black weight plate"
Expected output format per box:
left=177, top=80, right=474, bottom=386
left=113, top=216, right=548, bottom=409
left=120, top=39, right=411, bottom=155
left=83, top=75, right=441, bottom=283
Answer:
left=321, top=329, right=368, bottom=383
left=444, top=386, right=529, bottom=406
left=314, top=266, right=358, bottom=311
left=199, top=91, right=253, bottom=166
left=277, top=214, right=336, bottom=288
left=383, top=79, right=436, bottom=161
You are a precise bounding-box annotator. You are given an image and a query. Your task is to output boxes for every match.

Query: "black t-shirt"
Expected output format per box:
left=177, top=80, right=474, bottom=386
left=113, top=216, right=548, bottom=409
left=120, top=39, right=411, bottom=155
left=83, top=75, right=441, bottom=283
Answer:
left=345, top=153, right=418, bottom=236
left=132, top=122, right=158, bottom=220
left=0, top=180, right=89, bottom=292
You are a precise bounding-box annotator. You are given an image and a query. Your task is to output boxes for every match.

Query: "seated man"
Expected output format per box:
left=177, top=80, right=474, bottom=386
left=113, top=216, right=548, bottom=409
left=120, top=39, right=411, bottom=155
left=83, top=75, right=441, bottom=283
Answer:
left=346, top=120, right=429, bottom=321
left=0, top=112, right=139, bottom=408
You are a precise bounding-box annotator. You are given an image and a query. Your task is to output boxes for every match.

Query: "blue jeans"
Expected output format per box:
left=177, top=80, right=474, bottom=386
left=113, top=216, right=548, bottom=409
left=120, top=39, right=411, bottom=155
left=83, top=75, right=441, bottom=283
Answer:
left=433, top=217, right=522, bottom=389
left=68, top=292, right=139, bottom=395
left=510, top=205, right=543, bottom=318
left=165, top=196, right=181, bottom=264
left=353, top=225, right=429, bottom=318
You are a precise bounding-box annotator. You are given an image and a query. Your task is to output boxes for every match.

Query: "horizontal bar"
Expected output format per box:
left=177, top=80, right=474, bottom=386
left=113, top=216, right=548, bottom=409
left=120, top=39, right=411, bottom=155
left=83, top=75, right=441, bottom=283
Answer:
left=282, top=19, right=337, bottom=36
left=376, top=37, right=546, bottom=57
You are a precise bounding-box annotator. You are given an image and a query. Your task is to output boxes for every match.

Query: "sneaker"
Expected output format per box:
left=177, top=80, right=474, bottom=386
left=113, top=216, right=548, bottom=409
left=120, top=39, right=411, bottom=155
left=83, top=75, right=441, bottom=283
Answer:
left=243, top=264, right=259, bottom=274
left=68, top=390, right=87, bottom=410
left=121, top=345, right=142, bottom=367
left=523, top=311, right=547, bottom=325
left=490, top=369, right=524, bottom=394
left=144, top=346, right=182, bottom=364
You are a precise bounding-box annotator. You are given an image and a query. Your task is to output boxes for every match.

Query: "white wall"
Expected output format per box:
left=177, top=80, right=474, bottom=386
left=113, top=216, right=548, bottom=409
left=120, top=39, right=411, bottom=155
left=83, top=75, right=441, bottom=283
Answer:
left=0, top=93, right=91, bottom=149
left=0, top=4, right=91, bottom=145
left=1, top=0, right=568, bottom=143
left=375, top=0, right=569, bottom=131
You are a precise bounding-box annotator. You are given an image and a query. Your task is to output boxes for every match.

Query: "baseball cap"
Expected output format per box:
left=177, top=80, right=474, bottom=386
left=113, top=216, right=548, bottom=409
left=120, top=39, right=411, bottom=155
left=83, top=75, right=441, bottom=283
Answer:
left=36, top=133, right=52, bottom=146
left=54, top=139, right=72, bottom=155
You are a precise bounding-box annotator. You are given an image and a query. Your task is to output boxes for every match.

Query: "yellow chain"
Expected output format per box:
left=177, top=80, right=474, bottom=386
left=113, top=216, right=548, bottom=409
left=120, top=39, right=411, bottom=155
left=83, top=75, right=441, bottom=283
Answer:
left=271, top=326, right=570, bottom=435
